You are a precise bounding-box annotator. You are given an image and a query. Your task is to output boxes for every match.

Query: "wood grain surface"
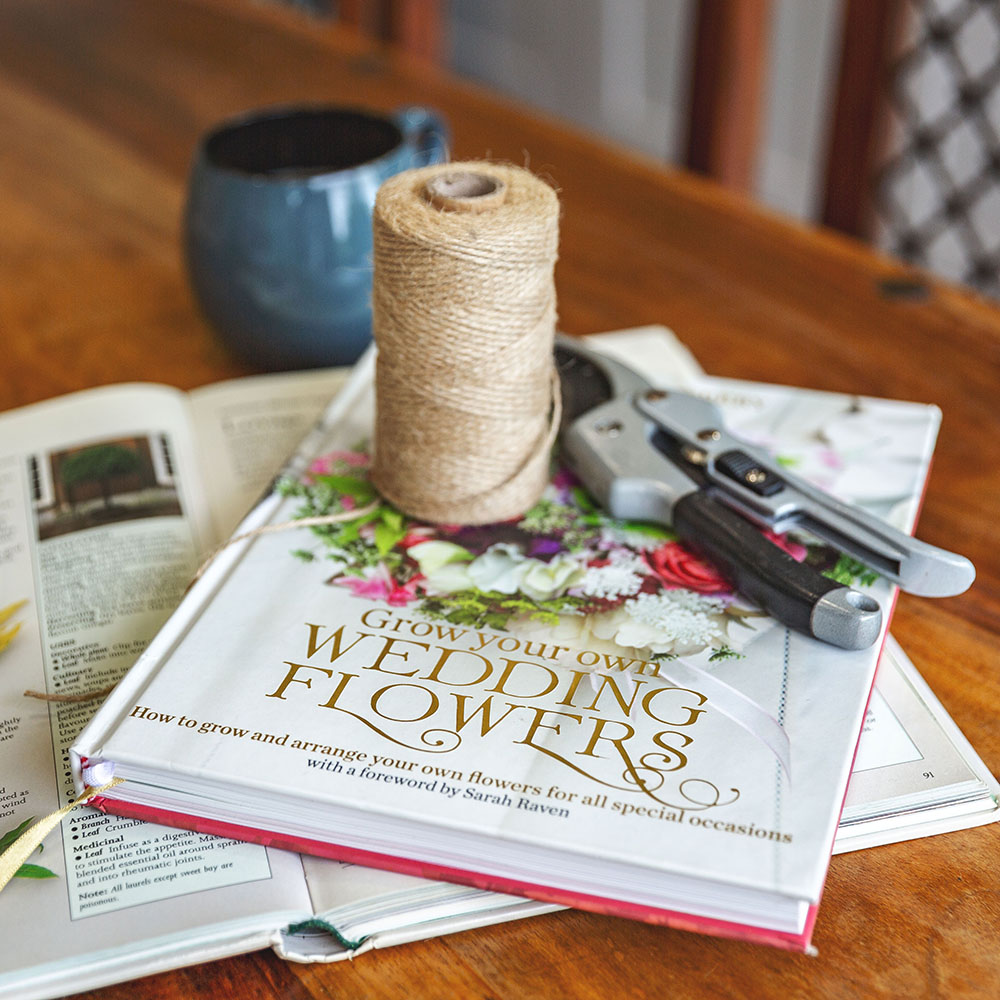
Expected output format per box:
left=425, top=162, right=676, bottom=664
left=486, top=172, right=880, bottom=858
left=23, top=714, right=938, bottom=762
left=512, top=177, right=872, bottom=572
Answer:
left=1, top=2, right=997, bottom=997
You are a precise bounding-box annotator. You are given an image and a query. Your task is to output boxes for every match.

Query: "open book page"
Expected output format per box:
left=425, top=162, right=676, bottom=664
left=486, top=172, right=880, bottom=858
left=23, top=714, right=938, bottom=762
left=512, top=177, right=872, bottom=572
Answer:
left=835, top=637, right=1000, bottom=851
left=0, top=384, right=314, bottom=998
left=187, top=368, right=350, bottom=540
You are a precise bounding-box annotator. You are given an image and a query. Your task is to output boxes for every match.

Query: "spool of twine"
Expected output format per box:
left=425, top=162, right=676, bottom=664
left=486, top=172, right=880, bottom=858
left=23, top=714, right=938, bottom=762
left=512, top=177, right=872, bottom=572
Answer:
left=370, top=161, right=560, bottom=525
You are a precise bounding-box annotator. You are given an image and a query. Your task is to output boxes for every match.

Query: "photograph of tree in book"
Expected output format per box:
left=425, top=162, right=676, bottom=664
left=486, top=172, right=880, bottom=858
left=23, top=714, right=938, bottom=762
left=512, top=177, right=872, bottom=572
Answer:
left=277, top=450, right=877, bottom=663
left=30, top=434, right=182, bottom=540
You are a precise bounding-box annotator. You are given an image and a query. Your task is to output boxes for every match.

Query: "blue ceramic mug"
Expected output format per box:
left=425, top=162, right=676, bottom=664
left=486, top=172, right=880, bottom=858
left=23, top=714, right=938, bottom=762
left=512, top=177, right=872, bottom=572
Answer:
left=184, top=105, right=448, bottom=370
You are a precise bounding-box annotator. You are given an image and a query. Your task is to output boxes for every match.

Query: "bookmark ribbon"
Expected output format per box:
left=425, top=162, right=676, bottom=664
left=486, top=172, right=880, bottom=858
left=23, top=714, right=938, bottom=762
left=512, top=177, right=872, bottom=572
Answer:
left=0, top=778, right=124, bottom=894
left=652, top=656, right=792, bottom=779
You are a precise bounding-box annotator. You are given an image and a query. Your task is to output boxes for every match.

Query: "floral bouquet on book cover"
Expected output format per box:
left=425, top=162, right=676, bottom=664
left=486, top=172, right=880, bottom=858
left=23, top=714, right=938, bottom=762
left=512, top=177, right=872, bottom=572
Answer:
left=276, top=448, right=877, bottom=665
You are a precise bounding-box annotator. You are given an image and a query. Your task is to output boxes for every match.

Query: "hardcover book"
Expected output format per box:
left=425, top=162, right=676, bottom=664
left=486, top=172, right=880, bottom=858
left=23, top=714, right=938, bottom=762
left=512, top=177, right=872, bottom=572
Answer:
left=71, top=336, right=946, bottom=952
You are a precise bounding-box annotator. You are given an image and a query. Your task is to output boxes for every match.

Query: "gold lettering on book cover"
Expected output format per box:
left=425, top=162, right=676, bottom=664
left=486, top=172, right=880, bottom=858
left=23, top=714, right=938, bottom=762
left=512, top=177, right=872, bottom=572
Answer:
left=261, top=616, right=740, bottom=811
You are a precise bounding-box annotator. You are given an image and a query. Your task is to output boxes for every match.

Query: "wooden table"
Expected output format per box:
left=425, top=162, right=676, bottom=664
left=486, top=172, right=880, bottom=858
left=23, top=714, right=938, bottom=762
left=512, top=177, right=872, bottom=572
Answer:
left=2, top=1, right=997, bottom=997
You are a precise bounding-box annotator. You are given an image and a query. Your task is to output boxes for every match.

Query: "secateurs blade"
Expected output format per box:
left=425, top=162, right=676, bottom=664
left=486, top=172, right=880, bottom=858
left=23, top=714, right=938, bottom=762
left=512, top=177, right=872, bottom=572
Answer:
left=554, top=336, right=975, bottom=651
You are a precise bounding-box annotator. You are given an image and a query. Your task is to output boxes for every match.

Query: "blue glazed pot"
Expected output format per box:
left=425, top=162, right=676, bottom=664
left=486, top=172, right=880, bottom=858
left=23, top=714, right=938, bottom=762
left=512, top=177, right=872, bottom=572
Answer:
left=184, top=105, right=448, bottom=370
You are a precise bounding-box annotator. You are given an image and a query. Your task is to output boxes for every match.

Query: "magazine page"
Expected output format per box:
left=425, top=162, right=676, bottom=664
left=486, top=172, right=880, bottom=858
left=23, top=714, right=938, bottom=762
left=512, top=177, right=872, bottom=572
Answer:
left=851, top=641, right=981, bottom=798
left=835, top=637, right=1000, bottom=850
left=0, top=385, right=311, bottom=999
left=80, top=356, right=942, bottom=945
left=187, top=368, right=350, bottom=539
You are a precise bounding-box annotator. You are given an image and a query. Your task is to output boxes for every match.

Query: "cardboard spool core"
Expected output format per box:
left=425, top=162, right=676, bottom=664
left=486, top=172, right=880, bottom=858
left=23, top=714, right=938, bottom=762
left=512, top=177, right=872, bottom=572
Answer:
left=423, top=170, right=508, bottom=213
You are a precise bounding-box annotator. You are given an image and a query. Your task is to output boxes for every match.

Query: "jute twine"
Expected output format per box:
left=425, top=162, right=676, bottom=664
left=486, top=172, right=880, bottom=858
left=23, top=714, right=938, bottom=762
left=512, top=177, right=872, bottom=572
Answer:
left=370, top=161, right=560, bottom=525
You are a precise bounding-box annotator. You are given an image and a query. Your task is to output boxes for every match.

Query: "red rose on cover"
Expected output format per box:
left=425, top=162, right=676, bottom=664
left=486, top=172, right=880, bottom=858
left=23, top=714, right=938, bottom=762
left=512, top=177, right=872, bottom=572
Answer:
left=646, top=541, right=731, bottom=594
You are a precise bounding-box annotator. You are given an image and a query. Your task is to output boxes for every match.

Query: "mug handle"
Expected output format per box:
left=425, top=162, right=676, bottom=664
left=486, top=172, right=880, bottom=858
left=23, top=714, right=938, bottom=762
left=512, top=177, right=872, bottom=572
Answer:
left=394, top=105, right=449, bottom=167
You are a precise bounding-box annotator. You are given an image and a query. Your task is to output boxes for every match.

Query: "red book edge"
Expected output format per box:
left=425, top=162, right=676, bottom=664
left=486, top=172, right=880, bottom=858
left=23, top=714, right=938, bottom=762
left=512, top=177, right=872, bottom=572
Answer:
left=84, top=785, right=817, bottom=953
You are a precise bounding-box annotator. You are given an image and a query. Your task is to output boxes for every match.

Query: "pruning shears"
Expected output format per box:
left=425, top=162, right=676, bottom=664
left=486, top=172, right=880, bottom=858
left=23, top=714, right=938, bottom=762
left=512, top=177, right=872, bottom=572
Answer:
left=554, top=336, right=975, bottom=650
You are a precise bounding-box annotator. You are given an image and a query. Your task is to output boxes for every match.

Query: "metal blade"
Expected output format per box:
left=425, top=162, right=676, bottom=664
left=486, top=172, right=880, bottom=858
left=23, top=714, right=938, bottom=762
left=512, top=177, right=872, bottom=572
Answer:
left=555, top=336, right=699, bottom=523
left=553, top=337, right=889, bottom=648
left=634, top=384, right=976, bottom=597
left=555, top=336, right=651, bottom=426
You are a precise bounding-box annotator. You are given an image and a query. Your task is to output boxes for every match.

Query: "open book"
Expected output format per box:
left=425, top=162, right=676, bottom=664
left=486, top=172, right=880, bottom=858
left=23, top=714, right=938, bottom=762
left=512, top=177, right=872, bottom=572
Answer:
left=3, top=329, right=995, bottom=996
left=836, top=636, right=998, bottom=852
left=0, top=367, right=554, bottom=1000
left=69, top=330, right=985, bottom=954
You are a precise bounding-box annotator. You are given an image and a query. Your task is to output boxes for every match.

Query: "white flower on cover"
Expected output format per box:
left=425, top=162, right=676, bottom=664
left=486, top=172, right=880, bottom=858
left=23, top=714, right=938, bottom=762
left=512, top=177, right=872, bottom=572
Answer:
left=422, top=543, right=588, bottom=601
left=520, top=554, right=585, bottom=601
left=599, top=523, right=667, bottom=552
left=467, top=543, right=530, bottom=594
left=607, top=590, right=732, bottom=656
left=577, top=557, right=646, bottom=600
left=411, top=540, right=476, bottom=595
left=408, top=540, right=471, bottom=576
left=421, top=561, right=475, bottom=595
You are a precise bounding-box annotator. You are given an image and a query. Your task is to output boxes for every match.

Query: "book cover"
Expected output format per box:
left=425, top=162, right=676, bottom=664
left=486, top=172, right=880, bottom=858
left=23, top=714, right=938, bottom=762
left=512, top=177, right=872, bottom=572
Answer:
left=72, top=343, right=942, bottom=952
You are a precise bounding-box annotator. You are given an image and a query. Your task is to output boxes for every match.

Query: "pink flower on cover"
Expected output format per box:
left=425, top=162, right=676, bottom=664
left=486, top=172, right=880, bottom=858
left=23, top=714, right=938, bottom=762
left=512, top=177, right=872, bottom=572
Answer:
left=761, top=529, right=808, bottom=562
left=333, top=565, right=420, bottom=606
left=307, top=450, right=370, bottom=478
left=818, top=447, right=843, bottom=470
left=401, top=526, right=436, bottom=550
left=386, top=578, right=421, bottom=606
left=335, top=573, right=391, bottom=601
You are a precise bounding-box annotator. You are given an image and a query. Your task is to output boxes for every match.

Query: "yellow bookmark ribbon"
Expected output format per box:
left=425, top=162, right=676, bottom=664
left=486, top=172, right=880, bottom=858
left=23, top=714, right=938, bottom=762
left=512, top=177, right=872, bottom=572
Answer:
left=0, top=778, right=124, bottom=893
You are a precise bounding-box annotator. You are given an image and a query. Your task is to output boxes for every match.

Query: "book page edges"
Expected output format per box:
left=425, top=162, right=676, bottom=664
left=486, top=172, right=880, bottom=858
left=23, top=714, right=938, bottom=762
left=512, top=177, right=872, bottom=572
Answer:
left=9, top=922, right=280, bottom=1000
left=273, top=899, right=560, bottom=964
left=832, top=636, right=1000, bottom=853
left=87, top=795, right=817, bottom=953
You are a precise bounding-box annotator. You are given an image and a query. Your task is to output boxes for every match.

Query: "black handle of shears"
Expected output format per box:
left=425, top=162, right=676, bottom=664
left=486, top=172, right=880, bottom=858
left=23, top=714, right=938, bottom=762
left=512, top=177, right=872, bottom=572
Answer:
left=672, top=492, right=883, bottom=650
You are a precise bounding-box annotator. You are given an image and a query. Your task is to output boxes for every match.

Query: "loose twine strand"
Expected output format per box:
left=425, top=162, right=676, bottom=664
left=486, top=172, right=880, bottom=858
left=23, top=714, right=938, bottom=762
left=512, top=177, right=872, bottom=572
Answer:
left=370, top=161, right=561, bottom=525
